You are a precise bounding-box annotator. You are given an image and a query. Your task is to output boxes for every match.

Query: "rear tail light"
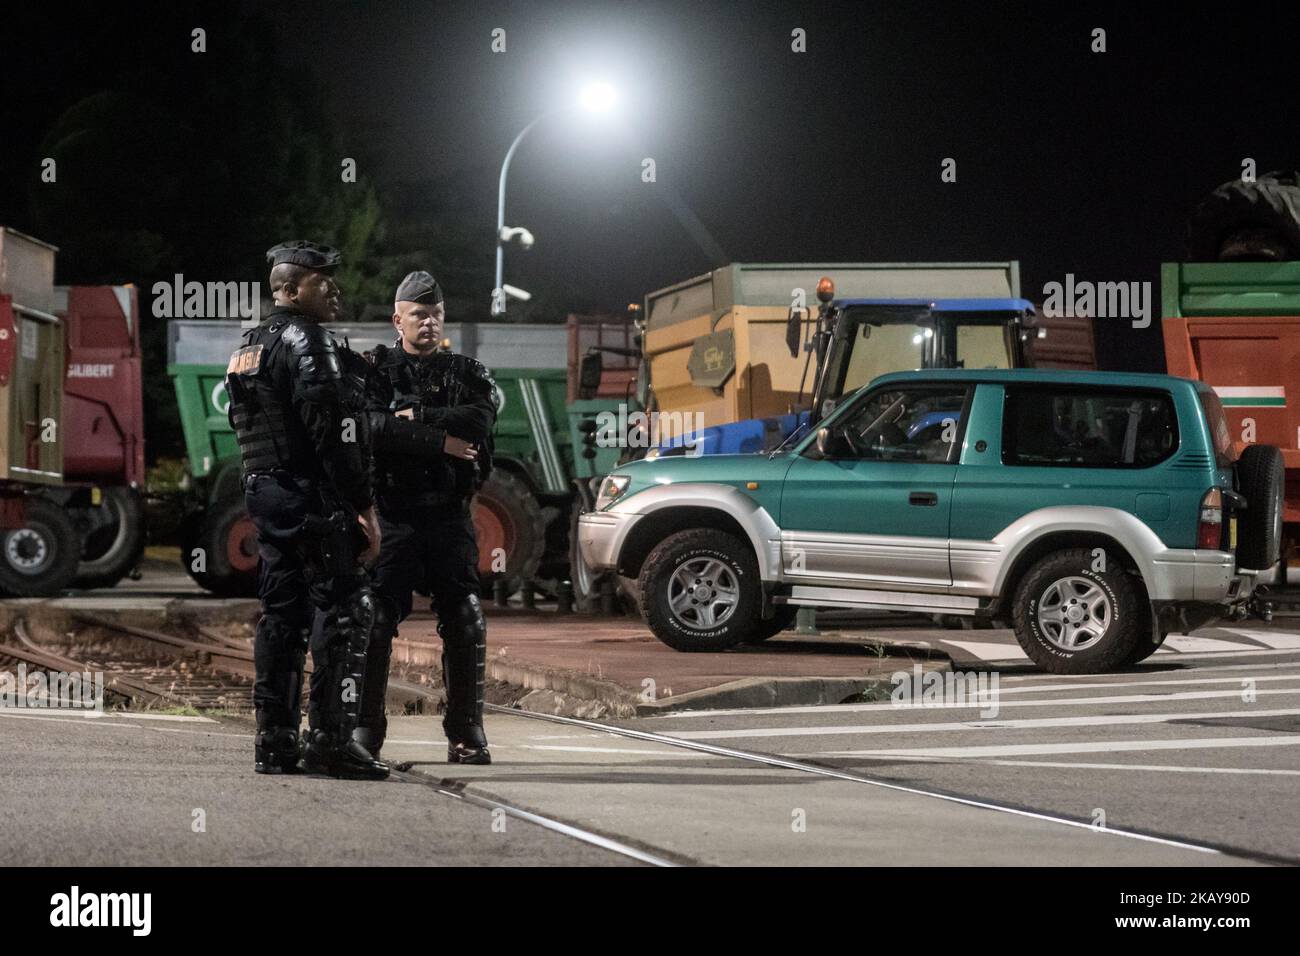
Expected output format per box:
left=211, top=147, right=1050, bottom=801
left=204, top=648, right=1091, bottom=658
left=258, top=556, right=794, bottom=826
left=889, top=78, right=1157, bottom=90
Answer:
left=1197, top=487, right=1224, bottom=550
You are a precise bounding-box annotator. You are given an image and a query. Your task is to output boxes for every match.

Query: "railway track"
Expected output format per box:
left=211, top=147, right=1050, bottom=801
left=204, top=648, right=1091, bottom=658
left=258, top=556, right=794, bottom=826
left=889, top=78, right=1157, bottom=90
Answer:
left=2, top=616, right=254, bottom=711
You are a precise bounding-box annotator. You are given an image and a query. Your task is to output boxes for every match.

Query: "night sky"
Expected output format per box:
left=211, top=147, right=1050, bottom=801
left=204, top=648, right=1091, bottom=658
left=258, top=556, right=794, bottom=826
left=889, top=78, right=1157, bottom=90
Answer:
left=3, top=0, right=1299, bottom=374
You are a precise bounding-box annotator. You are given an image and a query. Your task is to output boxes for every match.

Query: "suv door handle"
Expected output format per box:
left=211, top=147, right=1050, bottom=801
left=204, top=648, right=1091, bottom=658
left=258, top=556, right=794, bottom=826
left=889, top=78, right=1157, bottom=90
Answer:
left=909, top=492, right=939, bottom=506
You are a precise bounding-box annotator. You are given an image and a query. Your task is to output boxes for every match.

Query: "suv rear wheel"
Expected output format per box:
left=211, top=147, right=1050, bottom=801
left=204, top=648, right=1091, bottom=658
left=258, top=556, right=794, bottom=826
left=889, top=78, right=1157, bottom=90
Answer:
left=1012, top=548, right=1143, bottom=673
left=639, top=529, right=762, bottom=652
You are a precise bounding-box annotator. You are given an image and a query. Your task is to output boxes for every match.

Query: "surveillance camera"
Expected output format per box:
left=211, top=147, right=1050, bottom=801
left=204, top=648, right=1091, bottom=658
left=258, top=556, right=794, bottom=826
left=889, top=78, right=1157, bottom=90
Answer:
left=500, top=225, right=535, bottom=250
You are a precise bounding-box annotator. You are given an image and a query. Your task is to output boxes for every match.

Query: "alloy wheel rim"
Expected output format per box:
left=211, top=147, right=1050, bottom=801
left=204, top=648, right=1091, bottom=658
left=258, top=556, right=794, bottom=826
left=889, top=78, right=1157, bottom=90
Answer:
left=1037, top=575, right=1112, bottom=651
left=667, top=557, right=739, bottom=630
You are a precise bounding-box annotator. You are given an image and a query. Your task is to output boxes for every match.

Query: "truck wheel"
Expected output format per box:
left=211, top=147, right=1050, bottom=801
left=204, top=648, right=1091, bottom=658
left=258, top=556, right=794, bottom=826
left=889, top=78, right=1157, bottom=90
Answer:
left=1236, top=445, right=1285, bottom=571
left=0, top=498, right=81, bottom=597
left=472, top=469, right=546, bottom=595
left=743, top=605, right=798, bottom=644
left=639, top=529, right=761, bottom=652
left=568, top=501, right=602, bottom=612
left=184, top=497, right=258, bottom=597
left=75, top=487, right=146, bottom=589
left=1012, top=549, right=1142, bottom=674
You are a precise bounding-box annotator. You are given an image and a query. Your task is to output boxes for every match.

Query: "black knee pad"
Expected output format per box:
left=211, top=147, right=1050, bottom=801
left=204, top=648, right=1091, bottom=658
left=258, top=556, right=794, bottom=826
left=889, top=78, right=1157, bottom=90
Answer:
left=437, top=594, right=486, bottom=648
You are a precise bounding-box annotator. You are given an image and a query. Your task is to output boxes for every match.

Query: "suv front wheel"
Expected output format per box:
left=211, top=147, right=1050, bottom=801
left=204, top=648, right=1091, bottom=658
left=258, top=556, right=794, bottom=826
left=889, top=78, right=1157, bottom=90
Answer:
left=1012, top=548, right=1143, bottom=673
left=639, top=529, right=762, bottom=651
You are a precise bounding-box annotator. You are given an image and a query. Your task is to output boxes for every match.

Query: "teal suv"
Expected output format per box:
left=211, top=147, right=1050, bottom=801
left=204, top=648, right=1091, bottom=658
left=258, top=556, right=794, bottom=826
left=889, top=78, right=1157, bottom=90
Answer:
left=578, top=370, right=1283, bottom=673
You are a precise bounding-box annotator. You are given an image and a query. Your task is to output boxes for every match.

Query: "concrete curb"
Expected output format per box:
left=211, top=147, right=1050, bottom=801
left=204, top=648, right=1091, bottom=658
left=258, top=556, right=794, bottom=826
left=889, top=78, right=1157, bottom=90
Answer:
left=8, top=603, right=959, bottom=719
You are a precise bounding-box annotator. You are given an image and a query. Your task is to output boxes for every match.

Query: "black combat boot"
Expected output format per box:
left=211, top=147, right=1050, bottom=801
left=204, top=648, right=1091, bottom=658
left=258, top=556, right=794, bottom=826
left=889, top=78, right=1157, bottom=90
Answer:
left=302, top=729, right=391, bottom=780
left=254, top=726, right=303, bottom=774
left=351, top=725, right=386, bottom=761
left=447, top=723, right=491, bottom=765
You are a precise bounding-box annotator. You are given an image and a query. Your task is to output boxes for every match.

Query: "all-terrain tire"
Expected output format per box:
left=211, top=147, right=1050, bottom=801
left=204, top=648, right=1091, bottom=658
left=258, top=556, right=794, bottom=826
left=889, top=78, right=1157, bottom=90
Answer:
left=1012, top=548, right=1143, bottom=674
left=639, top=529, right=762, bottom=652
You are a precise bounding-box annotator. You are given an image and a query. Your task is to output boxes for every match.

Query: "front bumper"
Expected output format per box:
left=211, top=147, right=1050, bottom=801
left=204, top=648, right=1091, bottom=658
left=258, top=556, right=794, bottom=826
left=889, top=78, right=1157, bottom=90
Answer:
left=577, top=510, right=642, bottom=573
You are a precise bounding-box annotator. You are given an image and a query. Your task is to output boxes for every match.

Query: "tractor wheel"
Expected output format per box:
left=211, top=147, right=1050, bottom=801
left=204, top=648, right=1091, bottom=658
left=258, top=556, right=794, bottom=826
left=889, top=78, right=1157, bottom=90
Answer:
left=182, top=497, right=259, bottom=597
left=472, top=470, right=546, bottom=596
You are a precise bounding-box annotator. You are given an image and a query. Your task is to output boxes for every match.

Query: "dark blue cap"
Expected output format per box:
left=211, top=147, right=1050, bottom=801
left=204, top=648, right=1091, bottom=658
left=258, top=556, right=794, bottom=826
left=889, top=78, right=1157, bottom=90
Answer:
left=266, top=240, right=342, bottom=272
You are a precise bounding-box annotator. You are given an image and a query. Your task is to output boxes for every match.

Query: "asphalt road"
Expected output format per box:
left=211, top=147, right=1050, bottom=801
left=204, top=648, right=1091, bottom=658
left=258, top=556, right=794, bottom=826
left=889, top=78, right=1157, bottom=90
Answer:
left=624, top=620, right=1300, bottom=864
left=4, top=591, right=1297, bottom=865
left=0, top=709, right=627, bottom=866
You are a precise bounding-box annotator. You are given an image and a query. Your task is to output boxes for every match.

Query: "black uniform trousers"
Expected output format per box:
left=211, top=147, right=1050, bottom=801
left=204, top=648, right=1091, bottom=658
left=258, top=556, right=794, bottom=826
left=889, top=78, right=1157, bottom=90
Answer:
left=366, top=493, right=482, bottom=737
left=245, top=472, right=363, bottom=732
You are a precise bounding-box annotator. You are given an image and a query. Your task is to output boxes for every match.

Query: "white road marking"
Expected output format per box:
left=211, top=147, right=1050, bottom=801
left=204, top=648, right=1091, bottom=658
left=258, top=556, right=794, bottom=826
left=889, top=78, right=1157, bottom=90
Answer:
left=1164, top=634, right=1262, bottom=653
left=0, top=708, right=215, bottom=723
left=925, top=757, right=1300, bottom=777
left=663, top=707, right=1300, bottom=740
left=661, top=688, right=1300, bottom=728
left=942, top=633, right=1275, bottom=658
left=807, top=735, right=1300, bottom=759
left=1000, top=660, right=1300, bottom=682
left=942, top=639, right=1300, bottom=664
left=940, top=639, right=1028, bottom=660
left=0, top=710, right=135, bottom=727
left=517, top=745, right=708, bottom=757
left=647, top=671, right=1300, bottom=719
left=1220, top=629, right=1300, bottom=650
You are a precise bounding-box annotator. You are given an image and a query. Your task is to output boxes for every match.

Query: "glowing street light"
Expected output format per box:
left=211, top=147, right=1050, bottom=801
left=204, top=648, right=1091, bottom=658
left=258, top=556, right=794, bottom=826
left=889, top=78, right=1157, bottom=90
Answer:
left=492, top=83, right=620, bottom=316
left=578, top=81, right=618, bottom=114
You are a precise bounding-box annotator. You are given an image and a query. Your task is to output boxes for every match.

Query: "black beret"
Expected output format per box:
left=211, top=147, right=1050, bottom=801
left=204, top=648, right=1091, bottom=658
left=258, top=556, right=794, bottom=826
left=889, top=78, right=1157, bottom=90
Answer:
left=266, top=240, right=342, bottom=272
left=395, top=270, right=444, bottom=305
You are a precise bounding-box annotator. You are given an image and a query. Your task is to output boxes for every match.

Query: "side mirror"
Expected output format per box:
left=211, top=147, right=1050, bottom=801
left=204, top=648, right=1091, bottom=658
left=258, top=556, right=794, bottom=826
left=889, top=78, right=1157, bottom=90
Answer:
left=785, top=308, right=804, bottom=359
left=578, top=351, right=603, bottom=399
left=816, top=427, right=831, bottom=457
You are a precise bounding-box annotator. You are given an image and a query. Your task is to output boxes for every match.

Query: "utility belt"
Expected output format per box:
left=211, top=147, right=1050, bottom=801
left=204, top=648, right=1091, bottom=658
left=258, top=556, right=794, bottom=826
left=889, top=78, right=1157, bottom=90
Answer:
left=245, top=470, right=365, bottom=578
left=242, top=467, right=321, bottom=493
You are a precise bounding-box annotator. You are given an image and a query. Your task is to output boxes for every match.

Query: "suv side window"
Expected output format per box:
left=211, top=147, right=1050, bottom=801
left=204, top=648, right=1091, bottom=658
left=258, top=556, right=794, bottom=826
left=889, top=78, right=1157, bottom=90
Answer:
left=1198, top=389, right=1235, bottom=468
left=1003, top=386, right=1178, bottom=468
left=816, top=387, right=969, bottom=463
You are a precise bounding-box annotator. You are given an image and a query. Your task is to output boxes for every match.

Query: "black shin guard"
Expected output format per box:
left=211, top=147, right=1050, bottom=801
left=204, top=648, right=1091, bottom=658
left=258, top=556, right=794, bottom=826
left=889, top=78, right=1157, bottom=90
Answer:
left=438, top=595, right=489, bottom=762
left=353, top=594, right=398, bottom=757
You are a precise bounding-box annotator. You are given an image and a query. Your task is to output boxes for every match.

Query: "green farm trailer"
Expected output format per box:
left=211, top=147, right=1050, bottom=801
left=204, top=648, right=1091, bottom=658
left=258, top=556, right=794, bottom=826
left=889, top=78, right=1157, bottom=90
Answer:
left=166, top=318, right=630, bottom=598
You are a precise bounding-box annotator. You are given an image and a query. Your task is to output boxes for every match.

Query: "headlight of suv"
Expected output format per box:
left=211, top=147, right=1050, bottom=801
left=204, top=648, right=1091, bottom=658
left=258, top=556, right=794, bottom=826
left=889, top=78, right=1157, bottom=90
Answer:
left=595, top=475, right=631, bottom=511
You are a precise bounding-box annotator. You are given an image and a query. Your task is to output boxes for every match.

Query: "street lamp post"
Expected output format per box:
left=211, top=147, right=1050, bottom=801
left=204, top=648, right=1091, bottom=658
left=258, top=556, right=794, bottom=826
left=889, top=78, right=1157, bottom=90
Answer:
left=493, top=113, right=546, bottom=316
left=492, top=83, right=618, bottom=317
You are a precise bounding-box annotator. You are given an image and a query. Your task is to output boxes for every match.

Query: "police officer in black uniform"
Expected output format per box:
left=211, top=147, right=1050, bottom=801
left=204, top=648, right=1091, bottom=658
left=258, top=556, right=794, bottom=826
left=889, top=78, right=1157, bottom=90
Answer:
left=356, top=271, right=496, bottom=764
left=226, top=240, right=392, bottom=780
